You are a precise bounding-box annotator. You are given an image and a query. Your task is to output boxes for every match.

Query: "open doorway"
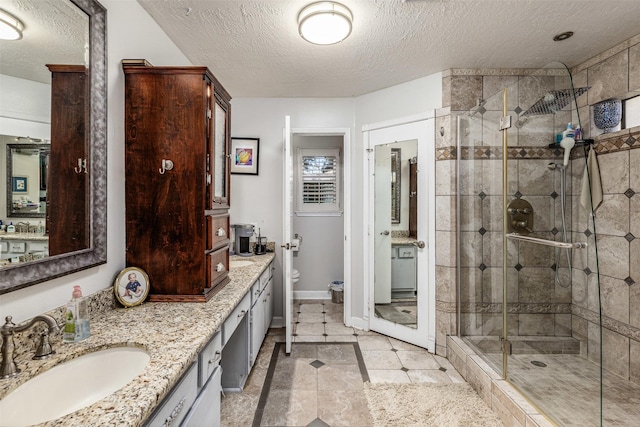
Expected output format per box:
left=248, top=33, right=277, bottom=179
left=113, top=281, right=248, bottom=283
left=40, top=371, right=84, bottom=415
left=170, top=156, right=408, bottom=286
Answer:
left=291, top=134, right=344, bottom=300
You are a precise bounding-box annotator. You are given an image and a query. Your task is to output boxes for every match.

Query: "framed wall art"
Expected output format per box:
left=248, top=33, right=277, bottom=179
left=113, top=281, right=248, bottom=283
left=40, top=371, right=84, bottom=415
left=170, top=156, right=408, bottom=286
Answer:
left=12, top=176, right=28, bottom=193
left=230, top=137, right=260, bottom=175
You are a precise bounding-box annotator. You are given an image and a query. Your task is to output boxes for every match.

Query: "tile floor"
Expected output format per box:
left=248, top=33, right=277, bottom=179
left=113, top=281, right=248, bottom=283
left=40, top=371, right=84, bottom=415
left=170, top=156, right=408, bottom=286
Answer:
left=220, top=299, right=465, bottom=426
left=487, top=352, right=640, bottom=427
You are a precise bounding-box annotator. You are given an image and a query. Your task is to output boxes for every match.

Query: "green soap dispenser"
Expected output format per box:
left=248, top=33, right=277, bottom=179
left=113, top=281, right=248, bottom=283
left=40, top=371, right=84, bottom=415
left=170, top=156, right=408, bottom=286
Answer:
left=63, top=286, right=90, bottom=343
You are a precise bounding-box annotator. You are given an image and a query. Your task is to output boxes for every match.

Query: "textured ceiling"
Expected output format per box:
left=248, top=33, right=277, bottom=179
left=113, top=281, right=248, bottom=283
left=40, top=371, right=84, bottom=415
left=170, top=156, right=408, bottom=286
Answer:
left=0, top=0, right=88, bottom=84
left=137, top=0, right=640, bottom=98
left=2, top=0, right=640, bottom=98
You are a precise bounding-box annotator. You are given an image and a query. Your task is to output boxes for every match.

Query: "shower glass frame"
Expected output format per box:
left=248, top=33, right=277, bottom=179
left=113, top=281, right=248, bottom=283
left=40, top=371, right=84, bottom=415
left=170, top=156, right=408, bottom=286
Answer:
left=456, top=62, right=604, bottom=426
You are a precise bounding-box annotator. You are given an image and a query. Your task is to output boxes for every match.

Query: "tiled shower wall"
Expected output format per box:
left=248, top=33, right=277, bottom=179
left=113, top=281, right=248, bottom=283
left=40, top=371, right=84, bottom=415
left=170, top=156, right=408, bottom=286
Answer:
left=435, top=33, right=640, bottom=385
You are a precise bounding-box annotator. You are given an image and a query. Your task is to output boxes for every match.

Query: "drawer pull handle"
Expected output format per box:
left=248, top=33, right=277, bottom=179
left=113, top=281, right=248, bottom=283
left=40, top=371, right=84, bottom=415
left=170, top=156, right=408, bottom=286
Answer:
left=216, top=262, right=225, bottom=272
left=216, top=227, right=226, bottom=237
left=209, top=350, right=221, bottom=364
left=162, top=397, right=186, bottom=427
left=238, top=310, right=246, bottom=319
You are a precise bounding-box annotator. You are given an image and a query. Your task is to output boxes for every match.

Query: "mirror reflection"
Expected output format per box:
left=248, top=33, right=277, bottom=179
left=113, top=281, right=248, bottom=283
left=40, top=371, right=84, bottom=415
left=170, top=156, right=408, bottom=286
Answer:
left=0, top=0, right=90, bottom=271
left=374, top=139, right=418, bottom=328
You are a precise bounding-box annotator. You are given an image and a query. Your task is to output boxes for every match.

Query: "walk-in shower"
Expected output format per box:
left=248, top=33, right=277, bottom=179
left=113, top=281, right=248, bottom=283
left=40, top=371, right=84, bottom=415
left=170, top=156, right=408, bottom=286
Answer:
left=456, top=62, right=640, bottom=426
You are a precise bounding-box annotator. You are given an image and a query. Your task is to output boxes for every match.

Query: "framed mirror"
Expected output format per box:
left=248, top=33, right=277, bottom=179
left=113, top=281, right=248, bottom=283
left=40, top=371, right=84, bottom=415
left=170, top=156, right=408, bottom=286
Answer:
left=0, top=0, right=106, bottom=294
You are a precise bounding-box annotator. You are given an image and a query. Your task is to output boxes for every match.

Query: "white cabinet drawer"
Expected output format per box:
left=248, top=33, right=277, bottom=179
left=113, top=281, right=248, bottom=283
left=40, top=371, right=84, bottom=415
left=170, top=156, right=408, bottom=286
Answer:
left=8, top=242, right=26, bottom=253
left=28, top=241, right=48, bottom=252
left=182, top=365, right=222, bottom=427
left=0, top=241, right=7, bottom=253
left=251, top=280, right=262, bottom=306
left=259, top=266, right=270, bottom=289
left=198, top=332, right=222, bottom=388
left=222, top=293, right=250, bottom=346
left=145, top=362, right=198, bottom=427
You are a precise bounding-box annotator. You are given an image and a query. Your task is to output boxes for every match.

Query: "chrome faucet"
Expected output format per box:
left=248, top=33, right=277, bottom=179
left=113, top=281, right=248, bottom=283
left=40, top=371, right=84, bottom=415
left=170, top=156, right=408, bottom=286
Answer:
left=1, top=315, right=59, bottom=379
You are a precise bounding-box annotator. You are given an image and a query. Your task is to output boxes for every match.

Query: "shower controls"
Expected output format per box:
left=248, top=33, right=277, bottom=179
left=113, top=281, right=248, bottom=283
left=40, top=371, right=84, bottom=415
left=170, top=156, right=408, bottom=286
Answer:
left=507, top=199, right=534, bottom=235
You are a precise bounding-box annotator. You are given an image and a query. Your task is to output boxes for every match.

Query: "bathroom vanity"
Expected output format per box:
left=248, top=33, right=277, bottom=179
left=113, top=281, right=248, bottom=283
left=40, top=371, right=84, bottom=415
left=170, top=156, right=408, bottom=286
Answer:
left=0, top=254, right=275, bottom=426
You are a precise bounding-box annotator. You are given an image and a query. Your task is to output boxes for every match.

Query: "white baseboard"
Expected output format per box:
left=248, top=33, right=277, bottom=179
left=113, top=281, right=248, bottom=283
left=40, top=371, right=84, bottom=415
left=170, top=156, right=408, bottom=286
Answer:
left=270, top=316, right=284, bottom=328
left=349, top=316, right=369, bottom=331
left=293, top=290, right=331, bottom=300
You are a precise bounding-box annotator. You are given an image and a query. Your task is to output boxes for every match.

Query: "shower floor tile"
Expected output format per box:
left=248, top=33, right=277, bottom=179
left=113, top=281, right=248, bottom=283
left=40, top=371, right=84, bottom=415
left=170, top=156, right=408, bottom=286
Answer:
left=487, top=353, right=640, bottom=426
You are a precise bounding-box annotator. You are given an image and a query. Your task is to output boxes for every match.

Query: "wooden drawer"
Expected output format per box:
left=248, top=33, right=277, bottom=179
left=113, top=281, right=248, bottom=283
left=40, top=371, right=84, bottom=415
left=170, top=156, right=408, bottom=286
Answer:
left=222, top=292, right=250, bottom=346
left=207, top=246, right=229, bottom=287
left=145, top=362, right=197, bottom=427
left=206, top=214, right=229, bottom=250
left=198, top=332, right=222, bottom=388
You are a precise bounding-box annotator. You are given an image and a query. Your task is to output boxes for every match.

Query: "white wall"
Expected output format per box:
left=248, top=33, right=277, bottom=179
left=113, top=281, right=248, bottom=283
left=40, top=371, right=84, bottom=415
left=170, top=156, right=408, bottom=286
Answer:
left=1, top=0, right=191, bottom=322
left=2, top=0, right=443, bottom=326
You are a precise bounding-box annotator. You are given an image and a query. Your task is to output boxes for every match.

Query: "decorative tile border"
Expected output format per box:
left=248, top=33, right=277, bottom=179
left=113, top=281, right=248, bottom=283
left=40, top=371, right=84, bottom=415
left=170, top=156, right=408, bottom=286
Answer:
left=459, top=302, right=572, bottom=315
left=572, top=305, right=640, bottom=343
left=436, top=129, right=639, bottom=161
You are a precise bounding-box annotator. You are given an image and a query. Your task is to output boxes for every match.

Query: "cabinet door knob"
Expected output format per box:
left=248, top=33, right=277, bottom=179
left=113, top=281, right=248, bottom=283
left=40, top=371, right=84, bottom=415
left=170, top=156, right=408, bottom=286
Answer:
left=216, top=227, right=226, bottom=237
left=216, top=262, right=225, bottom=272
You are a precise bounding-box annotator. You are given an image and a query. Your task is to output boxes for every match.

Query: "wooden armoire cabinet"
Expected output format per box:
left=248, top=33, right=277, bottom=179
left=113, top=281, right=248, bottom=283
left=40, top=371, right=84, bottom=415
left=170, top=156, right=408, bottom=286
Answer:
left=46, top=64, right=89, bottom=256
left=123, top=61, right=231, bottom=302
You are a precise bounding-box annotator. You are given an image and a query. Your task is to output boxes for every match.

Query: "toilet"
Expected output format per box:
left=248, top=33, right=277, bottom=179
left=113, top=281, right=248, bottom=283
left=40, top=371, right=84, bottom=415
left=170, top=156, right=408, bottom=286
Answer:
left=291, top=269, right=300, bottom=286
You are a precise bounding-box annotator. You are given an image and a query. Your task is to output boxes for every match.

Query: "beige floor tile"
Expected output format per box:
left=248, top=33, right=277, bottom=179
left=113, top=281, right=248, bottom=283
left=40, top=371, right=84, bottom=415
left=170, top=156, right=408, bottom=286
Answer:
left=261, top=389, right=318, bottom=426
left=396, top=350, right=442, bottom=369
left=389, top=337, right=423, bottom=350
left=324, top=311, right=345, bottom=323
left=295, top=322, right=325, bottom=336
left=357, top=335, right=393, bottom=350
left=326, top=335, right=357, bottom=342
left=220, top=392, right=260, bottom=427
left=271, top=358, right=318, bottom=390
left=298, top=312, right=324, bottom=323
left=324, top=322, right=355, bottom=336
left=361, top=349, right=402, bottom=369
left=295, top=335, right=326, bottom=342
left=317, top=364, right=364, bottom=390
left=367, top=369, right=412, bottom=383
left=407, top=369, right=453, bottom=383
left=299, top=303, right=325, bottom=313
left=317, top=343, right=358, bottom=364
left=317, top=389, right=373, bottom=426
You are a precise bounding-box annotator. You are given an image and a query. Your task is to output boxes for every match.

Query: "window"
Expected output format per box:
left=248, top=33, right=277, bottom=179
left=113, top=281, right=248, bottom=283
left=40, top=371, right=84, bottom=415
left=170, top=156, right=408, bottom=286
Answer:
left=296, top=148, right=342, bottom=215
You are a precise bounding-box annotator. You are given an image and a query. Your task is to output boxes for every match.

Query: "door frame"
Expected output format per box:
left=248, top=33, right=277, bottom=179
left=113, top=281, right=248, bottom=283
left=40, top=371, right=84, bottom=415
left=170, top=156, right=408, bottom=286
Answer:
left=285, top=126, right=353, bottom=326
left=362, top=112, right=436, bottom=352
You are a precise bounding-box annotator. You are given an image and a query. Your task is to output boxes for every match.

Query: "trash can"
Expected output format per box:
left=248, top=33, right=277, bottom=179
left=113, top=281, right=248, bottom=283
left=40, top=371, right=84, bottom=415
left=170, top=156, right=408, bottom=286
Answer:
left=329, top=281, right=344, bottom=304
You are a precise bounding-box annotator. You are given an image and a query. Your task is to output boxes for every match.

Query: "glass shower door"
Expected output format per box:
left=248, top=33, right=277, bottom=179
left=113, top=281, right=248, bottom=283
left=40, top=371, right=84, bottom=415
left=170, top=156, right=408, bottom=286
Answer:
left=458, top=62, right=607, bottom=426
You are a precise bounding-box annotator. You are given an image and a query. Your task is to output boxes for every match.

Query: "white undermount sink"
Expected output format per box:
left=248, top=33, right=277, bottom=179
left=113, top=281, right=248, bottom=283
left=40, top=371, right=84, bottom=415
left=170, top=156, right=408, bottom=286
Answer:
left=230, top=259, right=255, bottom=268
left=0, top=346, right=150, bottom=426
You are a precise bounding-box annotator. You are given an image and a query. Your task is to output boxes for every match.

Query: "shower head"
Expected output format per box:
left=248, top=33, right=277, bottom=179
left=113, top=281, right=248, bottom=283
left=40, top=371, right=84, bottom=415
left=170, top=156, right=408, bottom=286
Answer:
left=560, top=137, right=575, bottom=166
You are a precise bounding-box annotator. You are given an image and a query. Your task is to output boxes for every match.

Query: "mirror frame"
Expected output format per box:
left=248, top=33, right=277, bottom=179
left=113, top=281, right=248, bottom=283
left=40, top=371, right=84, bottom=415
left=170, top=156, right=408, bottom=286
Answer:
left=0, top=0, right=107, bottom=294
left=6, top=143, right=50, bottom=219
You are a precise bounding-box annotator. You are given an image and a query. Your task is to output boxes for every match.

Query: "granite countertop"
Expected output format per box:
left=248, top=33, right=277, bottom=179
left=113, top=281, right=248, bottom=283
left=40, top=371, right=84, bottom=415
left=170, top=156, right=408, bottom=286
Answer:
left=0, top=232, right=49, bottom=241
left=0, top=252, right=275, bottom=426
left=391, top=237, right=418, bottom=245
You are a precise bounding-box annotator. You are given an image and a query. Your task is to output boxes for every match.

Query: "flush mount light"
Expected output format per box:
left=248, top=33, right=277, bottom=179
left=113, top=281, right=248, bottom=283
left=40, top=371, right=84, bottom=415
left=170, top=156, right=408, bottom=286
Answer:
left=553, top=31, right=574, bottom=42
left=0, top=9, right=24, bottom=40
left=298, top=2, right=353, bottom=45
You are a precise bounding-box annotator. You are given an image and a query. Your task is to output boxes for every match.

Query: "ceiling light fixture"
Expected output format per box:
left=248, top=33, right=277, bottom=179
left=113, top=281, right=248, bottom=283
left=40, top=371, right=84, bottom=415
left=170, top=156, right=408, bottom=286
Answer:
left=0, top=9, right=24, bottom=40
left=298, top=2, right=353, bottom=45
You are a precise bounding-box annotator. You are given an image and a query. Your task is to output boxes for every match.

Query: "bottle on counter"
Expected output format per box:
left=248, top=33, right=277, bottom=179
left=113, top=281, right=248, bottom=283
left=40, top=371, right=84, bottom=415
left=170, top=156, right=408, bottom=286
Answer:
left=6, top=222, right=15, bottom=233
left=63, top=285, right=91, bottom=343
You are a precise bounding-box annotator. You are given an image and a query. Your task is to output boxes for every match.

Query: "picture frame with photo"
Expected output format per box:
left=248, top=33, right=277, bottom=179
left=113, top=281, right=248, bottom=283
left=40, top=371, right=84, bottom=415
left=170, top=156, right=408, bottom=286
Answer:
left=114, top=266, right=150, bottom=307
left=12, top=176, right=28, bottom=193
